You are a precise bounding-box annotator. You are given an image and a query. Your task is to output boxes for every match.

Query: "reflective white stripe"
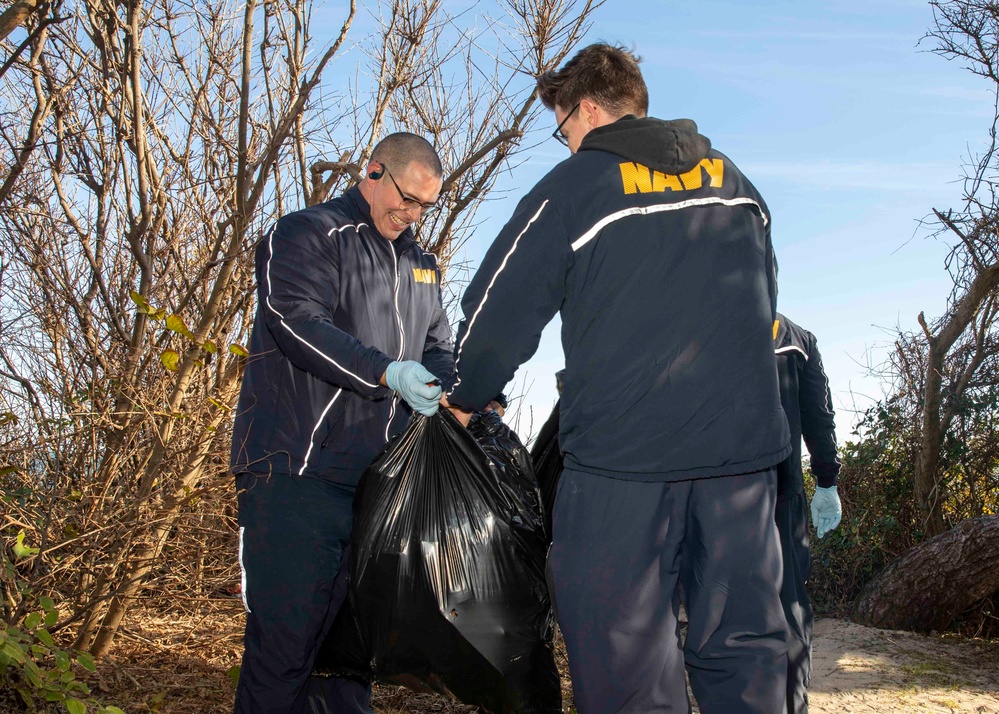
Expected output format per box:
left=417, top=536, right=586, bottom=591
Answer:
left=570, top=197, right=769, bottom=252
left=238, top=526, right=250, bottom=613
left=385, top=396, right=397, bottom=442
left=450, top=200, right=550, bottom=395
left=391, top=242, right=406, bottom=360
left=329, top=222, right=367, bottom=237
left=775, top=345, right=808, bottom=359
left=385, top=241, right=405, bottom=440
left=298, top=390, right=342, bottom=476
left=263, top=223, right=380, bottom=389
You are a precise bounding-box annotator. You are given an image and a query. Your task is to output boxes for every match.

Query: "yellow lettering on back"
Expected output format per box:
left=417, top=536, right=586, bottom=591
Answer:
left=679, top=164, right=702, bottom=190
left=620, top=159, right=724, bottom=193
left=620, top=162, right=654, bottom=194
left=653, top=171, right=684, bottom=192
left=701, top=158, right=724, bottom=188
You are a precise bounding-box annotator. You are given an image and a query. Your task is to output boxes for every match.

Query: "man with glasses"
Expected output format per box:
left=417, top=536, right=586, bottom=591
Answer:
left=231, top=132, right=453, bottom=714
left=445, top=44, right=790, bottom=713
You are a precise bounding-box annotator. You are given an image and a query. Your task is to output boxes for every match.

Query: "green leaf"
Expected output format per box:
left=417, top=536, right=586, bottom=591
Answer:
left=35, top=628, right=54, bottom=647
left=129, top=291, right=150, bottom=310
left=209, top=397, right=232, bottom=412
left=202, top=339, right=218, bottom=354
left=160, top=349, right=180, bottom=372
left=76, top=652, right=95, bottom=672
left=1, top=640, right=26, bottom=664
left=226, top=664, right=241, bottom=689
left=65, top=697, right=86, bottom=714
left=56, top=649, right=71, bottom=671
left=40, top=596, right=55, bottom=612
left=0, top=411, right=17, bottom=426
left=101, top=707, right=127, bottom=714
left=16, top=687, right=33, bottom=707
left=150, top=306, right=167, bottom=321
left=228, top=344, right=249, bottom=357
left=44, top=609, right=59, bottom=628
left=43, top=689, right=66, bottom=701
left=13, top=530, right=39, bottom=559
left=24, top=659, right=41, bottom=686
left=24, top=612, right=42, bottom=630
left=165, top=314, right=194, bottom=338
left=0, top=465, right=20, bottom=475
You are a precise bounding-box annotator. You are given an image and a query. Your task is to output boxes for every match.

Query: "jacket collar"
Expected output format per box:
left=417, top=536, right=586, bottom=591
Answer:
left=344, top=185, right=417, bottom=251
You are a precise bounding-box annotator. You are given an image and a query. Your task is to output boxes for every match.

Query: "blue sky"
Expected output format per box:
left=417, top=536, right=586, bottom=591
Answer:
left=451, top=0, right=994, bottom=442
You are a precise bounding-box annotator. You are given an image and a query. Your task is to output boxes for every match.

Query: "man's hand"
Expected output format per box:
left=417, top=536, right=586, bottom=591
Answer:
left=810, top=485, right=842, bottom=539
left=383, top=361, right=442, bottom=416
left=439, top=394, right=473, bottom=427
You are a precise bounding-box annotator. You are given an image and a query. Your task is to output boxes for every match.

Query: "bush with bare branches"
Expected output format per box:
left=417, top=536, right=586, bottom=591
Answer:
left=0, top=0, right=601, bottom=673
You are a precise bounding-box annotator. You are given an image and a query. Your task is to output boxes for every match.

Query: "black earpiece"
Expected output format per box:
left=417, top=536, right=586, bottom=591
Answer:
left=368, top=170, right=383, bottom=180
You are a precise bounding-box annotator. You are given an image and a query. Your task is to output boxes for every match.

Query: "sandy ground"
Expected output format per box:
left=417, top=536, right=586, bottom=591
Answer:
left=49, top=602, right=999, bottom=713
left=806, top=618, right=999, bottom=714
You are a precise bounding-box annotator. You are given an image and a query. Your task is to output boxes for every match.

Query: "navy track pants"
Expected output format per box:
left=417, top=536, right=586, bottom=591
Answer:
left=234, top=473, right=371, bottom=714
left=775, top=491, right=812, bottom=714
left=548, top=467, right=788, bottom=714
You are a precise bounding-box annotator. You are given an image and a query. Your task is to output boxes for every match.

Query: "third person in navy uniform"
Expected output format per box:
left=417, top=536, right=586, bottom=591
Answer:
left=773, top=313, right=843, bottom=714
left=443, top=44, right=791, bottom=714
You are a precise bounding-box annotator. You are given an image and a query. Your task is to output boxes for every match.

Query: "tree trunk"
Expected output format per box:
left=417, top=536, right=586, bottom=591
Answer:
left=914, top=331, right=948, bottom=537
left=852, top=515, right=999, bottom=633
left=0, top=0, right=40, bottom=44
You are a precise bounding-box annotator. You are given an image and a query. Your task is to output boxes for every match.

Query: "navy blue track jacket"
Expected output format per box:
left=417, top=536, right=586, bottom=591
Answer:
left=447, top=116, right=791, bottom=481
left=231, top=186, right=454, bottom=487
left=774, top=314, right=840, bottom=495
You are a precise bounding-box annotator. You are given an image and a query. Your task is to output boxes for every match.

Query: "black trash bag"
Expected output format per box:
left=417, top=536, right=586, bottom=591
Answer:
left=529, top=400, right=562, bottom=539
left=314, top=408, right=561, bottom=714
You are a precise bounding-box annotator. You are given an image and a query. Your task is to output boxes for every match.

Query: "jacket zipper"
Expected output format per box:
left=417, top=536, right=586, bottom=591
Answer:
left=299, top=389, right=342, bottom=475
left=385, top=245, right=408, bottom=441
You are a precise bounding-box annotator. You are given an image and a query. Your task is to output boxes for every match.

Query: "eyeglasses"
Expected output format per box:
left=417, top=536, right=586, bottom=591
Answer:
left=384, top=165, right=439, bottom=216
left=552, top=103, right=580, bottom=147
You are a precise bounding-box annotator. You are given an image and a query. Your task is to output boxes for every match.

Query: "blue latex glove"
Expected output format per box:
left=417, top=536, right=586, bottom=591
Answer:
left=810, top=485, right=842, bottom=539
left=384, top=361, right=442, bottom=416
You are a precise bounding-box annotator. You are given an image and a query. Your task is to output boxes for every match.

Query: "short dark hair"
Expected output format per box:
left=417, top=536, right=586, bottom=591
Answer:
left=370, top=132, right=443, bottom=177
left=537, top=43, right=649, bottom=117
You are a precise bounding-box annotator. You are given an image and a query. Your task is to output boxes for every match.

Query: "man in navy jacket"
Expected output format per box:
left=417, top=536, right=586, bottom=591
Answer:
left=445, top=45, right=791, bottom=713
left=774, top=314, right=842, bottom=713
left=231, top=132, right=453, bottom=714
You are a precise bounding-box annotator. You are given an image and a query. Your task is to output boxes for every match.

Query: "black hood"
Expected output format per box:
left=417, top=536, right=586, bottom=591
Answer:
left=578, top=116, right=711, bottom=175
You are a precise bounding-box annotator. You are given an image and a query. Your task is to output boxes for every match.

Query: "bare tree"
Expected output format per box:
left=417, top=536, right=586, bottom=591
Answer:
left=0, top=0, right=600, bottom=659
left=896, top=0, right=999, bottom=537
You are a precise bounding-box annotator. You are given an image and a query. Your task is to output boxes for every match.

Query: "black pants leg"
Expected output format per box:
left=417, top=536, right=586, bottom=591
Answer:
left=775, top=491, right=812, bottom=714
left=549, top=469, right=690, bottom=713
left=234, top=473, right=371, bottom=714
left=681, top=468, right=788, bottom=714
left=548, top=468, right=787, bottom=714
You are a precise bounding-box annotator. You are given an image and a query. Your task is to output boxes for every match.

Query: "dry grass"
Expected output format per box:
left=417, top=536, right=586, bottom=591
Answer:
left=23, top=599, right=999, bottom=714
left=67, top=597, right=575, bottom=714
